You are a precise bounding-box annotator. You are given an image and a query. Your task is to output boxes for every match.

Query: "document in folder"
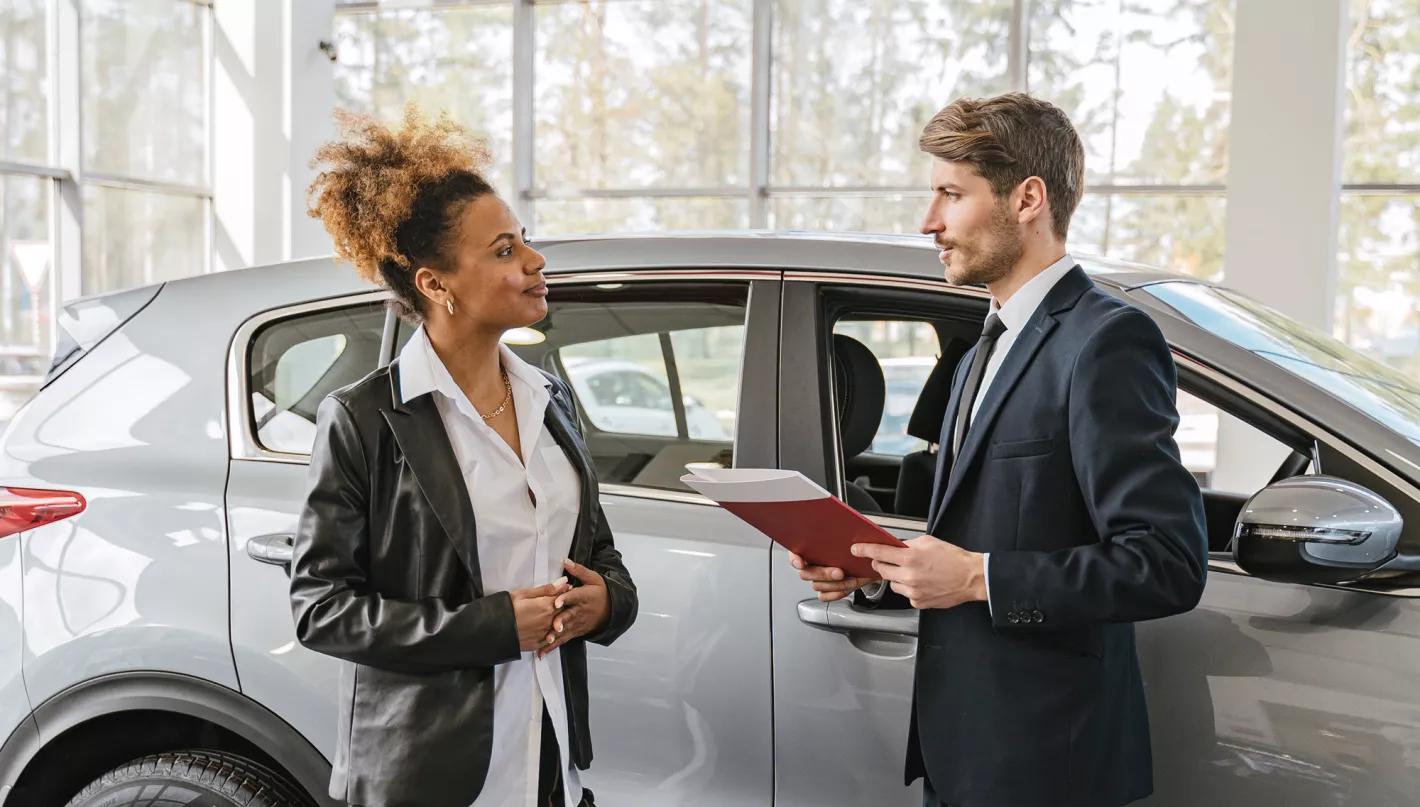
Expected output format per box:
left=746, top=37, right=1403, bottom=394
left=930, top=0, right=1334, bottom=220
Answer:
left=680, top=466, right=907, bottom=580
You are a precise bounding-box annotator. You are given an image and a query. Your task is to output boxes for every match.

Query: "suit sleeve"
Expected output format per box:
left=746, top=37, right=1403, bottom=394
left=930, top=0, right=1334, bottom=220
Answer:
left=549, top=374, right=639, bottom=646
left=985, top=307, right=1208, bottom=630
left=289, top=395, right=522, bottom=673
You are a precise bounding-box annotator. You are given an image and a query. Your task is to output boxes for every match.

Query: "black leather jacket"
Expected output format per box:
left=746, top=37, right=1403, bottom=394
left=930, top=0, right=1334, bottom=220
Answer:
left=290, top=359, right=638, bottom=807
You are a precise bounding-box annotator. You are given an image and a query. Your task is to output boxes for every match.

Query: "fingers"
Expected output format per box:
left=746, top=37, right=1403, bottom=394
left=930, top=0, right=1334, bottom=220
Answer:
left=513, top=577, right=570, bottom=600
left=817, top=590, right=852, bottom=602
left=797, top=564, right=846, bottom=583
left=810, top=577, right=864, bottom=593
left=537, top=608, right=588, bottom=658
left=850, top=542, right=909, bottom=565
left=562, top=558, right=604, bottom=586
left=553, top=586, right=600, bottom=610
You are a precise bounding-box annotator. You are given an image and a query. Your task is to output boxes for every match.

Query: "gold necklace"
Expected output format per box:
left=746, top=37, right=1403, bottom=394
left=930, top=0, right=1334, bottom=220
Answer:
left=479, top=367, right=513, bottom=421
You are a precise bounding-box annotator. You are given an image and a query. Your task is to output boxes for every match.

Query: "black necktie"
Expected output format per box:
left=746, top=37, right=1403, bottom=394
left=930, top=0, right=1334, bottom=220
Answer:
left=951, top=314, right=1007, bottom=459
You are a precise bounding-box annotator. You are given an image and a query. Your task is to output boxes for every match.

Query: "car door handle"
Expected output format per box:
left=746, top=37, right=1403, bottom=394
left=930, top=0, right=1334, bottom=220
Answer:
left=797, top=597, right=918, bottom=637
left=246, top=533, right=294, bottom=570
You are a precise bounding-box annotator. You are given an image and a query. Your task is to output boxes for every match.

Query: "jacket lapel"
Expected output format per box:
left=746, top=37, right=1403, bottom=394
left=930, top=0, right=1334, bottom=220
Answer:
left=928, top=266, right=1092, bottom=532
left=541, top=376, right=600, bottom=560
left=380, top=359, right=484, bottom=593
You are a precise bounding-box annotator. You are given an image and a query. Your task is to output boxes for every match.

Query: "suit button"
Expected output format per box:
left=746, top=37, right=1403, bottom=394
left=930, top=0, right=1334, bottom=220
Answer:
left=1032, top=610, right=1044, bottom=623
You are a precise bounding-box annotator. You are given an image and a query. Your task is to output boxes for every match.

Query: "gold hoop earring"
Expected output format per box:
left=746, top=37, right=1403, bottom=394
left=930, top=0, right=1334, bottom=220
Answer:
left=446, top=298, right=455, bottom=316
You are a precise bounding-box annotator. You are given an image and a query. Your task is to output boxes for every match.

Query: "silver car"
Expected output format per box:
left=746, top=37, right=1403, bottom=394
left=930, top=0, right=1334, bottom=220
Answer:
left=0, top=233, right=1416, bottom=806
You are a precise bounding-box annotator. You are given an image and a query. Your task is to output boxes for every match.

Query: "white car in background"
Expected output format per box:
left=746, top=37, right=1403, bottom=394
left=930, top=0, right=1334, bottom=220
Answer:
left=562, top=357, right=728, bottom=440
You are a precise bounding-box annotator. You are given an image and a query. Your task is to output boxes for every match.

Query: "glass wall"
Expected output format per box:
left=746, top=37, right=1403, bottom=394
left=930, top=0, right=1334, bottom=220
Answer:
left=0, top=1, right=53, bottom=420
left=80, top=0, right=212, bottom=295
left=334, top=0, right=1236, bottom=266
left=0, top=0, right=212, bottom=425
left=1340, top=0, right=1420, bottom=383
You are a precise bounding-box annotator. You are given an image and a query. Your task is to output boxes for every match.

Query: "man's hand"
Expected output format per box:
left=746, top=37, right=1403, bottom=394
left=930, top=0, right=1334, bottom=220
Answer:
left=851, top=535, right=987, bottom=610
left=537, top=559, right=611, bottom=658
left=789, top=551, right=880, bottom=602
left=511, top=577, right=572, bottom=652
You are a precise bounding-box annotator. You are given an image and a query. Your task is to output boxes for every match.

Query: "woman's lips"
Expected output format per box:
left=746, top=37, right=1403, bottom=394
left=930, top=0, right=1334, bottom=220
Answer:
left=525, top=282, right=548, bottom=297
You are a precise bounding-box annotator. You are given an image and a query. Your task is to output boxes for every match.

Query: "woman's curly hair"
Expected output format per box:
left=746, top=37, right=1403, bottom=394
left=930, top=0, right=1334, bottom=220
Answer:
left=307, top=106, right=496, bottom=320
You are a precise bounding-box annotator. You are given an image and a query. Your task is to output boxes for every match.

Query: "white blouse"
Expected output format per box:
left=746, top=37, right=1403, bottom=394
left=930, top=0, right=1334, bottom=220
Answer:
left=397, top=325, right=584, bottom=807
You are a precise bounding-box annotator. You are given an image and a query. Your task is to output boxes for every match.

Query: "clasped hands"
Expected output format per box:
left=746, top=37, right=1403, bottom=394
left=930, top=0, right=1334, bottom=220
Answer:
left=510, top=558, right=610, bottom=658
left=790, top=535, right=988, bottom=610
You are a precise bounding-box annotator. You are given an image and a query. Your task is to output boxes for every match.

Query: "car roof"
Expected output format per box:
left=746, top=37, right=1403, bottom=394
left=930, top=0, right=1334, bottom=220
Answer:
left=160, top=230, right=1209, bottom=305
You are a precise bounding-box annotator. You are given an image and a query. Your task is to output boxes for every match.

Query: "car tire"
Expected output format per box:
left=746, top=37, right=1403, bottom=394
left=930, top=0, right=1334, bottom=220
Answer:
left=64, top=749, right=313, bottom=807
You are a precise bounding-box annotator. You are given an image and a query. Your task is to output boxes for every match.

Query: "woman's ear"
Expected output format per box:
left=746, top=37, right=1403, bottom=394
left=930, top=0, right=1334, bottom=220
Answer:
left=412, top=266, right=444, bottom=307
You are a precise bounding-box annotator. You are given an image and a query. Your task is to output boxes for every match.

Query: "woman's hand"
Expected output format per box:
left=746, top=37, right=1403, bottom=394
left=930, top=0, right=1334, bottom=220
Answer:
left=537, top=560, right=610, bottom=658
left=511, top=577, right=571, bottom=652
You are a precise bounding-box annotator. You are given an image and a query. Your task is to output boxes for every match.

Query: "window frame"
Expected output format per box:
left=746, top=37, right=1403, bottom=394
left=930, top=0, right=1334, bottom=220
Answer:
left=786, top=273, right=1420, bottom=596
left=527, top=275, right=774, bottom=499
left=227, top=290, right=391, bottom=464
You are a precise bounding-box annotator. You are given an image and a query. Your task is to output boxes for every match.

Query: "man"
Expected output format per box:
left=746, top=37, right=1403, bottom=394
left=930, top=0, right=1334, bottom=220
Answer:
left=792, top=93, right=1208, bottom=807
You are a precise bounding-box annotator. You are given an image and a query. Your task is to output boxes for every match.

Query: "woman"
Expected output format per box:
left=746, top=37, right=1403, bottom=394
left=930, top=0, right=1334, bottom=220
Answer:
left=291, top=108, right=637, bottom=807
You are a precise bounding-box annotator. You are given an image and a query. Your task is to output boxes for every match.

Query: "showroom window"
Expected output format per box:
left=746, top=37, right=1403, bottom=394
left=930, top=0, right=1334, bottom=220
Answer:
left=331, top=0, right=1236, bottom=278
left=1339, top=0, right=1420, bottom=385
left=0, top=1, right=55, bottom=423
left=1027, top=0, right=1234, bottom=280
left=80, top=0, right=212, bottom=294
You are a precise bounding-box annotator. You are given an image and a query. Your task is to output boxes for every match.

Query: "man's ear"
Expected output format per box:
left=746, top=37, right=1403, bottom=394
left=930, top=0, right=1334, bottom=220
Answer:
left=1015, top=176, right=1050, bottom=228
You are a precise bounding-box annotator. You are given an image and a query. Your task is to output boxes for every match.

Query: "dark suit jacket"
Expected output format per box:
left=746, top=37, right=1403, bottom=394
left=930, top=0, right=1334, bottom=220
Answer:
left=289, top=359, right=637, bottom=807
left=908, top=266, right=1207, bottom=807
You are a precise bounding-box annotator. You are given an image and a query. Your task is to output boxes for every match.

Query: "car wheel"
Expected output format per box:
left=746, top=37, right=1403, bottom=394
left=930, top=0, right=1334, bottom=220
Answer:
left=65, top=749, right=312, bottom=807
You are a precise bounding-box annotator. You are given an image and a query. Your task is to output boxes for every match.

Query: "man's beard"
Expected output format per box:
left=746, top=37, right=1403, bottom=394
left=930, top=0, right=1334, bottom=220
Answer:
left=945, top=205, right=1022, bottom=287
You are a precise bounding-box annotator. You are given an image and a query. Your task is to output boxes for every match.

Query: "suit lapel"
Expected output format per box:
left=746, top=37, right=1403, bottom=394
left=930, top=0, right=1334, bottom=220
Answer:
left=380, top=360, right=484, bottom=593
left=928, top=266, right=1093, bottom=531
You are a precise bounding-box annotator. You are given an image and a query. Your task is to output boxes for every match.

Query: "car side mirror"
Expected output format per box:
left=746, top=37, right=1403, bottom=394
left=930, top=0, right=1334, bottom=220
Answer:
left=1233, top=475, right=1409, bottom=585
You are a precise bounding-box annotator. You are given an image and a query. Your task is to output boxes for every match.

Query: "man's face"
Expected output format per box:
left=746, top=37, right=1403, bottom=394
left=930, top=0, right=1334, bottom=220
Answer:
left=919, top=159, right=1022, bottom=287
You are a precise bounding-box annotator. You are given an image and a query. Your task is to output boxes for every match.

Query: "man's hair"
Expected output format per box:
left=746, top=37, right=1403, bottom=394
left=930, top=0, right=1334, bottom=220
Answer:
left=919, top=93, right=1085, bottom=239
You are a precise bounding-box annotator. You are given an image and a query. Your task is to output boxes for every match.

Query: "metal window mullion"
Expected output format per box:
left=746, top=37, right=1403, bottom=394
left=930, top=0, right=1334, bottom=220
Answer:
left=203, top=0, right=213, bottom=275
left=1009, top=0, right=1028, bottom=91
left=81, top=172, right=213, bottom=199
left=1339, top=183, right=1420, bottom=195
left=513, top=0, right=536, bottom=227
left=0, top=161, right=69, bottom=181
left=748, top=0, right=772, bottom=229
left=52, top=0, right=83, bottom=303
left=528, top=187, right=751, bottom=200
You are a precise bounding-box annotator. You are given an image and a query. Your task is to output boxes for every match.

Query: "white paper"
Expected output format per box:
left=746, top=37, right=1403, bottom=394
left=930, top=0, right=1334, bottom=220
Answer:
left=680, top=466, right=832, bottom=503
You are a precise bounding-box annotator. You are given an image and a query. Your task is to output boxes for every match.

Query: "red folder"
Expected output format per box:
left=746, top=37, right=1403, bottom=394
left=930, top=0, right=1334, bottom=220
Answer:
left=681, top=467, right=907, bottom=580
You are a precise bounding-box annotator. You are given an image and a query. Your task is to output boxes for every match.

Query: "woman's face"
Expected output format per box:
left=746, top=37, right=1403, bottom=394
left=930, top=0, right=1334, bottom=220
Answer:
left=422, top=194, right=548, bottom=331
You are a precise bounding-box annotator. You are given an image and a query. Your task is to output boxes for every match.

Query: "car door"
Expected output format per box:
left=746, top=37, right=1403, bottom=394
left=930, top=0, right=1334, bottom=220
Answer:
left=1132, top=364, right=1420, bottom=807
left=224, top=292, right=390, bottom=759
left=772, top=271, right=1420, bottom=807
left=771, top=276, right=991, bottom=807
left=224, top=273, right=784, bottom=806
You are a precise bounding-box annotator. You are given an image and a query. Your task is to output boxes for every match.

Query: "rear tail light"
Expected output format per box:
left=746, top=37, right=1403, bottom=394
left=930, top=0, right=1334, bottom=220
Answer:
left=0, top=487, right=87, bottom=539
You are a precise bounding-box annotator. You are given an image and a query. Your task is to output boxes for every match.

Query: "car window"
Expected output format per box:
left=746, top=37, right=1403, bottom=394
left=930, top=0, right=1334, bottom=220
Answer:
left=832, top=319, right=941, bottom=457
left=509, top=282, right=748, bottom=493
left=1176, top=387, right=1302, bottom=495
left=247, top=302, right=386, bottom=454
left=1142, top=281, right=1420, bottom=450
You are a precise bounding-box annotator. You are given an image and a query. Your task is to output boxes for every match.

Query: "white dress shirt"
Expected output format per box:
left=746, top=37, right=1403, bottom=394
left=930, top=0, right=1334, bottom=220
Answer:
left=398, top=325, right=583, bottom=807
left=974, top=252, right=1077, bottom=615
